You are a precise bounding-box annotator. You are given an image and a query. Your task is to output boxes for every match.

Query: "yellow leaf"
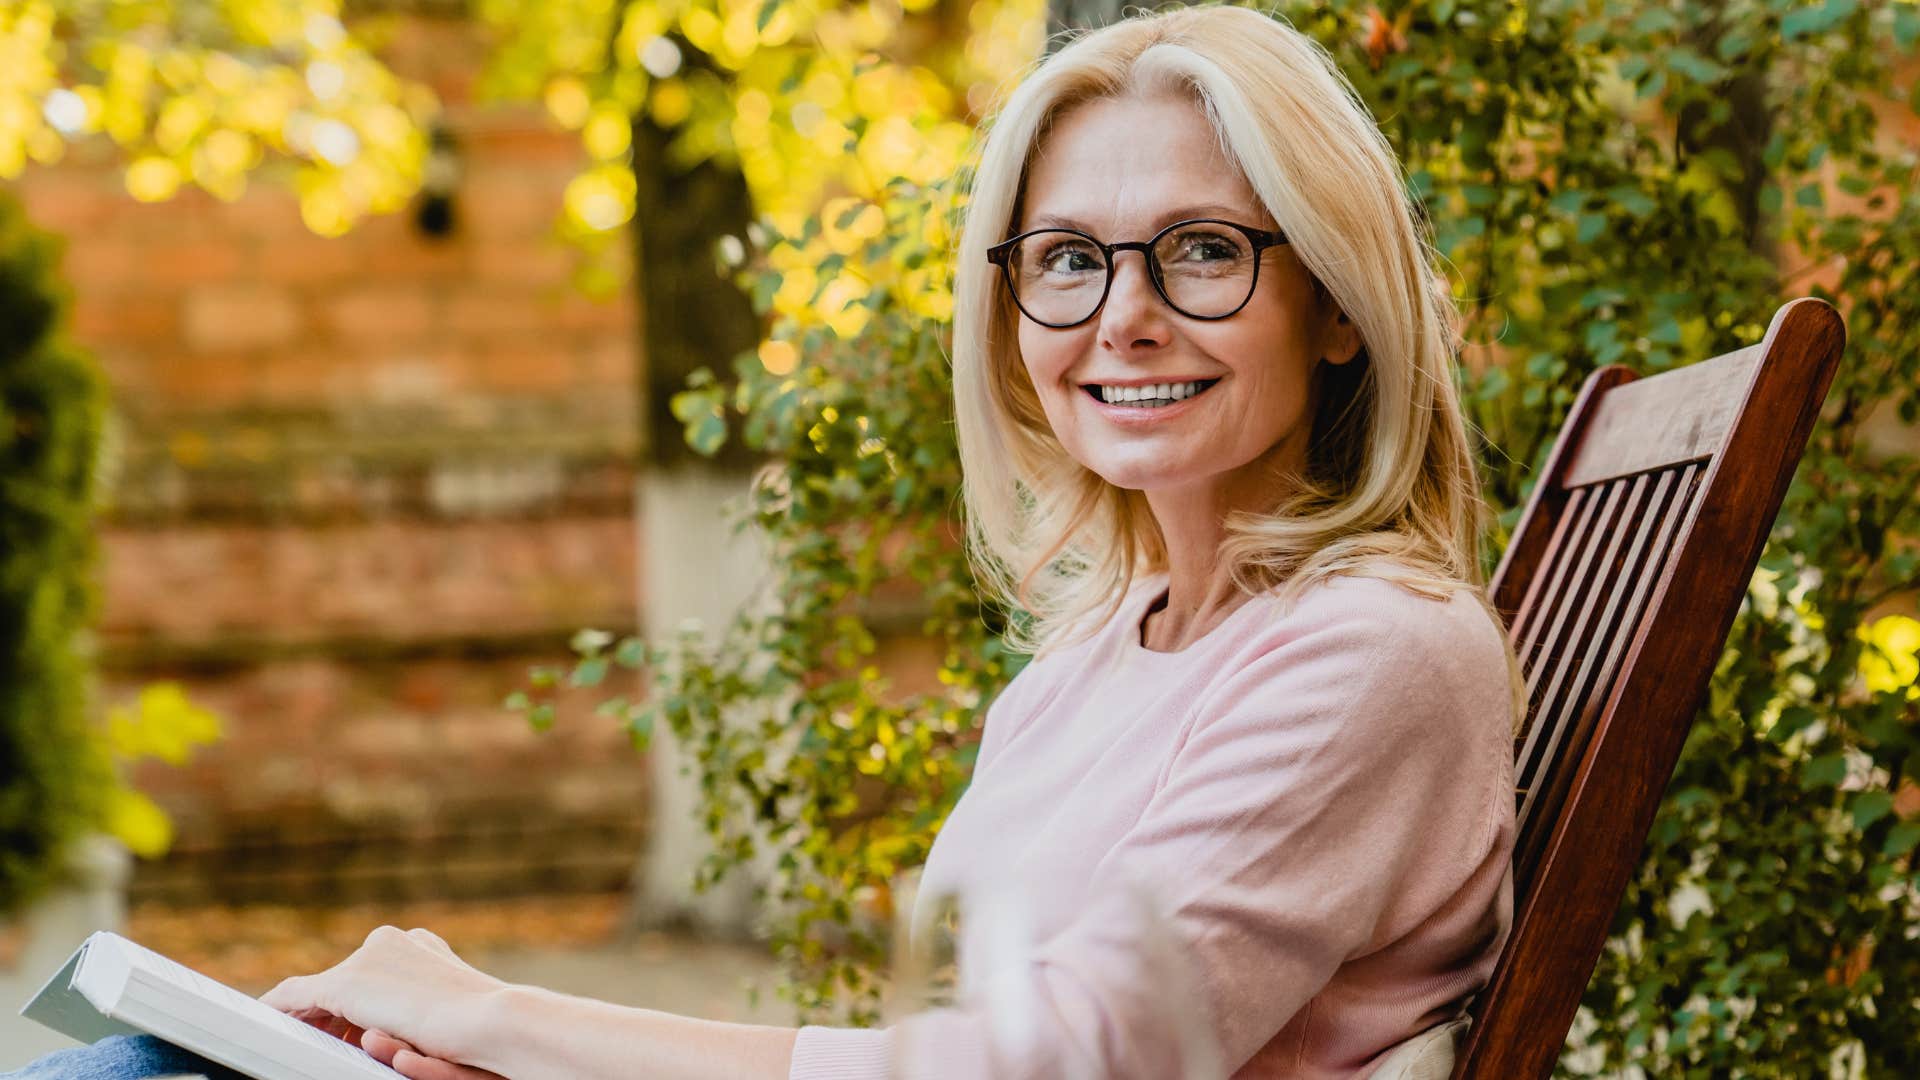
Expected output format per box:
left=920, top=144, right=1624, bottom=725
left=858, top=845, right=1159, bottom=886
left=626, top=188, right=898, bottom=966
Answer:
left=583, top=106, right=631, bottom=160
left=1859, top=615, right=1920, bottom=698
left=106, top=682, right=223, bottom=764
left=545, top=76, right=591, bottom=129
left=125, top=156, right=181, bottom=201
left=102, top=787, right=174, bottom=859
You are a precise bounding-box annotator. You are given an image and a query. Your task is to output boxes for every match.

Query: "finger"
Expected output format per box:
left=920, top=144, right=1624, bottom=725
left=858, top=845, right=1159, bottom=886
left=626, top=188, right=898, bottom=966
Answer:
left=261, top=975, right=324, bottom=1015
left=391, top=1048, right=508, bottom=1080
left=286, top=1007, right=332, bottom=1028
left=360, top=1028, right=411, bottom=1067
left=406, top=927, right=457, bottom=957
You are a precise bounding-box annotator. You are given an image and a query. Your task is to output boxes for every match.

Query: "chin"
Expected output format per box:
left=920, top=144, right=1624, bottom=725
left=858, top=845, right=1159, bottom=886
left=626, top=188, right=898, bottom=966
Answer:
left=1084, top=460, right=1203, bottom=493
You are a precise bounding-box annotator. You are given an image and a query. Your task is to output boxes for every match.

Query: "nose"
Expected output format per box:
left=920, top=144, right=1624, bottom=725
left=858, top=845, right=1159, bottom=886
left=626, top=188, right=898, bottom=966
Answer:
left=1096, top=248, right=1171, bottom=351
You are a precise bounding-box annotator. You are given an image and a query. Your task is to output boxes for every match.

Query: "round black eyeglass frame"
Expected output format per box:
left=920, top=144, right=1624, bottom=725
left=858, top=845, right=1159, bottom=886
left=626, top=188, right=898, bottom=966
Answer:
left=985, top=218, right=1290, bottom=329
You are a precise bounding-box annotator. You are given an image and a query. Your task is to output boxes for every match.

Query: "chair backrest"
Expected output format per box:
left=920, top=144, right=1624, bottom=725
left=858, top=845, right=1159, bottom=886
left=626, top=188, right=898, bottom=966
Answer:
left=1452, top=298, right=1847, bottom=1080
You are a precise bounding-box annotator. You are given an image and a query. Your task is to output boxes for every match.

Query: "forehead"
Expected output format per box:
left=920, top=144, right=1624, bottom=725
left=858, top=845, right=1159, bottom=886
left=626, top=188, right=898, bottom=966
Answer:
left=1019, top=92, right=1271, bottom=234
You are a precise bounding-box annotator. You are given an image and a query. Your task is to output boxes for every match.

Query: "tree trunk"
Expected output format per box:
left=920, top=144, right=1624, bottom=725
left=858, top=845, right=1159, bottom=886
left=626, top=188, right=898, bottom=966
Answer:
left=624, top=47, right=770, bottom=938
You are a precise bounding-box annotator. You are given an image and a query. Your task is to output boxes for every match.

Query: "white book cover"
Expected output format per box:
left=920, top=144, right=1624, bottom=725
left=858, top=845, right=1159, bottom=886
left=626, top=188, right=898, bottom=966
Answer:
left=17, top=930, right=394, bottom=1080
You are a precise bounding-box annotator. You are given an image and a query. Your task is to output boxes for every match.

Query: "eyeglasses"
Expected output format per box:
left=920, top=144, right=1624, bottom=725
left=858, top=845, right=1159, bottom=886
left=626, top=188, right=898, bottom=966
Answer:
left=986, top=218, right=1289, bottom=329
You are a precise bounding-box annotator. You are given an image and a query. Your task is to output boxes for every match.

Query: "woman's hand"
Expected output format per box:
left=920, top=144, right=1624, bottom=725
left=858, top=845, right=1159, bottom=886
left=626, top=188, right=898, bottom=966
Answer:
left=261, top=925, right=510, bottom=1075
left=359, top=1027, right=506, bottom=1080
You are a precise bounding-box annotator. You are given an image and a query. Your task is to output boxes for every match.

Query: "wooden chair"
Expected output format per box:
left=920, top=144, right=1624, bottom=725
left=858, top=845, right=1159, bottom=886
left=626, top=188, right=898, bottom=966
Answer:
left=1450, top=298, right=1848, bottom=1079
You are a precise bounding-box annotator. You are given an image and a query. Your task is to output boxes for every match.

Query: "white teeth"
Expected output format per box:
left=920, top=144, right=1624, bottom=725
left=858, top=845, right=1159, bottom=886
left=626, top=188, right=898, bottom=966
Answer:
left=1096, top=380, right=1209, bottom=406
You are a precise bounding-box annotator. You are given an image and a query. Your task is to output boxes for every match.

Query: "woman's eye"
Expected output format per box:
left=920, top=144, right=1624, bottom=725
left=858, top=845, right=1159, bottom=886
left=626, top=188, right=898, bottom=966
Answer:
left=1043, top=246, right=1099, bottom=272
left=1176, top=233, right=1241, bottom=261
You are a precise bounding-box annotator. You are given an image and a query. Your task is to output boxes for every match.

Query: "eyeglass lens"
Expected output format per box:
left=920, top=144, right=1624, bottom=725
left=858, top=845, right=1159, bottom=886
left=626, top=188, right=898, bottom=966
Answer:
left=1005, top=223, right=1258, bottom=325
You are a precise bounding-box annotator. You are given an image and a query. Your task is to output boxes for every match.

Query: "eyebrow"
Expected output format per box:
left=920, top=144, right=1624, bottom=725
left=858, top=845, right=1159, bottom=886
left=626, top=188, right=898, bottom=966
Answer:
left=1025, top=203, right=1264, bottom=233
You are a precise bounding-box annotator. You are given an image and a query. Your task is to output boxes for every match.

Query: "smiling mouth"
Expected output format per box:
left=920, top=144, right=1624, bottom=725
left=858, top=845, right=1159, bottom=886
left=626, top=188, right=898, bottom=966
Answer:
left=1082, top=378, right=1222, bottom=408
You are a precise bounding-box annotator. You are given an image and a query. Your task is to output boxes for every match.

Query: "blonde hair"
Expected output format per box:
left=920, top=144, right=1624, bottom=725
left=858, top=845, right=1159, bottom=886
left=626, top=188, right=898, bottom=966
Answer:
left=952, top=4, right=1525, bottom=725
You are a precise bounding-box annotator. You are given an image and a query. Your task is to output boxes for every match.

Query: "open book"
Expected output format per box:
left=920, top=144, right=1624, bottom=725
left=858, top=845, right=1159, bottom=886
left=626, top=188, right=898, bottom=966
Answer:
left=17, top=930, right=394, bottom=1080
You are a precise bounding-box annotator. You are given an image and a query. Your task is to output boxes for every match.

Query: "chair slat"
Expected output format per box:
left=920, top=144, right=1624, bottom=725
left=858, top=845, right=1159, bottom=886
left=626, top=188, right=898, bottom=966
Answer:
left=1559, top=344, right=1762, bottom=487
left=1514, top=473, right=1649, bottom=839
left=1512, top=465, right=1699, bottom=896
left=1507, top=485, right=1590, bottom=653
left=1512, top=482, right=1618, bottom=789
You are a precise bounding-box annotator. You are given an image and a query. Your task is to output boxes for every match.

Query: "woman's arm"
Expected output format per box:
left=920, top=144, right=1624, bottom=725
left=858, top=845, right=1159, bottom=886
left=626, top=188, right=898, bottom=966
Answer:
left=457, top=985, right=796, bottom=1080
left=261, top=925, right=796, bottom=1080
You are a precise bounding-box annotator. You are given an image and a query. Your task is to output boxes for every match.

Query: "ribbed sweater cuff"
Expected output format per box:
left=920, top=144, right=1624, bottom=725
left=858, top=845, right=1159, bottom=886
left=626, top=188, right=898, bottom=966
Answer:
left=788, top=1025, right=894, bottom=1080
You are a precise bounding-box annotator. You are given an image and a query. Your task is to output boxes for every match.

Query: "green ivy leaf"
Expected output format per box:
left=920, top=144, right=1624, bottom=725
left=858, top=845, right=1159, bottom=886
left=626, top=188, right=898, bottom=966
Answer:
left=1801, top=752, right=1848, bottom=789
left=1781, top=5, right=1828, bottom=40
left=1579, top=287, right=1629, bottom=311
left=627, top=710, right=655, bottom=750
left=1884, top=820, right=1920, bottom=857
left=690, top=413, right=729, bottom=456
left=1549, top=190, right=1587, bottom=216
left=1475, top=366, right=1510, bottom=402
left=1896, top=5, right=1920, bottom=51
left=1851, top=790, right=1894, bottom=831
left=572, top=656, right=610, bottom=688
left=1666, top=49, right=1726, bottom=85
left=614, top=637, right=648, bottom=669
left=1630, top=7, right=1678, bottom=34
left=1769, top=705, right=1818, bottom=742
left=1606, top=186, right=1658, bottom=219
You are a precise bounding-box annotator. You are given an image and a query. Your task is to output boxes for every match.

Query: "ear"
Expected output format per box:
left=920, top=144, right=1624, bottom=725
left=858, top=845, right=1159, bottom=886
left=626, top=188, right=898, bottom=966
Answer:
left=1320, top=308, right=1364, bottom=367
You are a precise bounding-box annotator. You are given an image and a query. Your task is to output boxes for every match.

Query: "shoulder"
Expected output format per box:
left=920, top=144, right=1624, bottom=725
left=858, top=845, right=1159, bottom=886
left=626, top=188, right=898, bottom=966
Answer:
left=1240, top=573, right=1505, bottom=675
left=1200, top=573, right=1514, bottom=748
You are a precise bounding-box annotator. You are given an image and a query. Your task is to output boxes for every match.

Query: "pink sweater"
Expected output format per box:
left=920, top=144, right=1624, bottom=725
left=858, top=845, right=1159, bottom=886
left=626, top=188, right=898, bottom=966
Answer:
left=788, top=572, right=1516, bottom=1079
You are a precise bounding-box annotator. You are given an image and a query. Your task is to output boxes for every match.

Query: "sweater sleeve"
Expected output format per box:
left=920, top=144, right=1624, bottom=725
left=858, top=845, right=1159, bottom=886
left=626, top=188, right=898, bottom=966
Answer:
left=788, top=595, right=1514, bottom=1080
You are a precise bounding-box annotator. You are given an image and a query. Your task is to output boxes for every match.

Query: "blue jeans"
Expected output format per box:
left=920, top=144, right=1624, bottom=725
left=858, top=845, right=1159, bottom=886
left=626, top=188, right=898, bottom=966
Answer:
left=2, top=1035, right=247, bottom=1079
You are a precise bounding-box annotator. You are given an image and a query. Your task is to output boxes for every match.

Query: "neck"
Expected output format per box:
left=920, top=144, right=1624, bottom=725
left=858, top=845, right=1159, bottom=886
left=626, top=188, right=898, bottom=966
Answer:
left=1139, top=479, right=1275, bottom=651
left=1137, top=426, right=1316, bottom=649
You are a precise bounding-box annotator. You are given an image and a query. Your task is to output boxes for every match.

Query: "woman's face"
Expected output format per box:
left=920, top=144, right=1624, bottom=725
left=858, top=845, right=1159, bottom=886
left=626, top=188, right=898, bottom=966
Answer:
left=1012, top=92, right=1357, bottom=502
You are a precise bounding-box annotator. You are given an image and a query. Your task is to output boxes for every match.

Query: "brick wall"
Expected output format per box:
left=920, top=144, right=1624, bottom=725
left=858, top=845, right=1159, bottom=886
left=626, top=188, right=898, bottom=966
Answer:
left=14, top=13, right=653, bottom=903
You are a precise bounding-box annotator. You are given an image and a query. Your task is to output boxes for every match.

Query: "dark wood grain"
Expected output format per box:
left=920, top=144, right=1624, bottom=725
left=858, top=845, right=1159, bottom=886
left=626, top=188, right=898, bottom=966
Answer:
left=1559, top=345, right=1764, bottom=488
left=1455, top=298, right=1846, bottom=1080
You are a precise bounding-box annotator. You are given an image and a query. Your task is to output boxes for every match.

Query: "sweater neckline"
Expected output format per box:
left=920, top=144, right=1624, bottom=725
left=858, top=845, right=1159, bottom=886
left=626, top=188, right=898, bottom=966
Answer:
left=1124, top=573, right=1270, bottom=660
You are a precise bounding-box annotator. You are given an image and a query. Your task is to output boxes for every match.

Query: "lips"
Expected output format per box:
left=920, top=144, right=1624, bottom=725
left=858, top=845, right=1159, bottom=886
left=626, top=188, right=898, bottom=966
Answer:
left=1076, top=378, right=1223, bottom=426
left=1081, top=378, right=1222, bottom=408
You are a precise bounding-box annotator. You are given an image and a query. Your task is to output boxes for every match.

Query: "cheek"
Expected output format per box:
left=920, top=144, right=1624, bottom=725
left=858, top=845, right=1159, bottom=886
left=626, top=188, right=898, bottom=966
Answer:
left=1017, top=329, right=1077, bottom=407
left=1016, top=325, right=1055, bottom=381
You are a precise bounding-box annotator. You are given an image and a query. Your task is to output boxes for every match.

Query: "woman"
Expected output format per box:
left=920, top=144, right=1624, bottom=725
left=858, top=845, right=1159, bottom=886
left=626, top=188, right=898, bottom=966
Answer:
left=12, top=4, right=1521, bottom=1077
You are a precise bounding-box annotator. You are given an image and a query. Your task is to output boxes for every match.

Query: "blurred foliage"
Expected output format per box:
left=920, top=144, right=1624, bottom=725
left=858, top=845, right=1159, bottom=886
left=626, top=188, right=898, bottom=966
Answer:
left=471, top=0, right=1043, bottom=295
left=4, top=0, right=1042, bottom=252
left=0, top=192, right=221, bottom=915
left=0, top=0, right=433, bottom=235
left=521, top=0, right=1920, bottom=1070
left=0, top=187, right=112, bottom=916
